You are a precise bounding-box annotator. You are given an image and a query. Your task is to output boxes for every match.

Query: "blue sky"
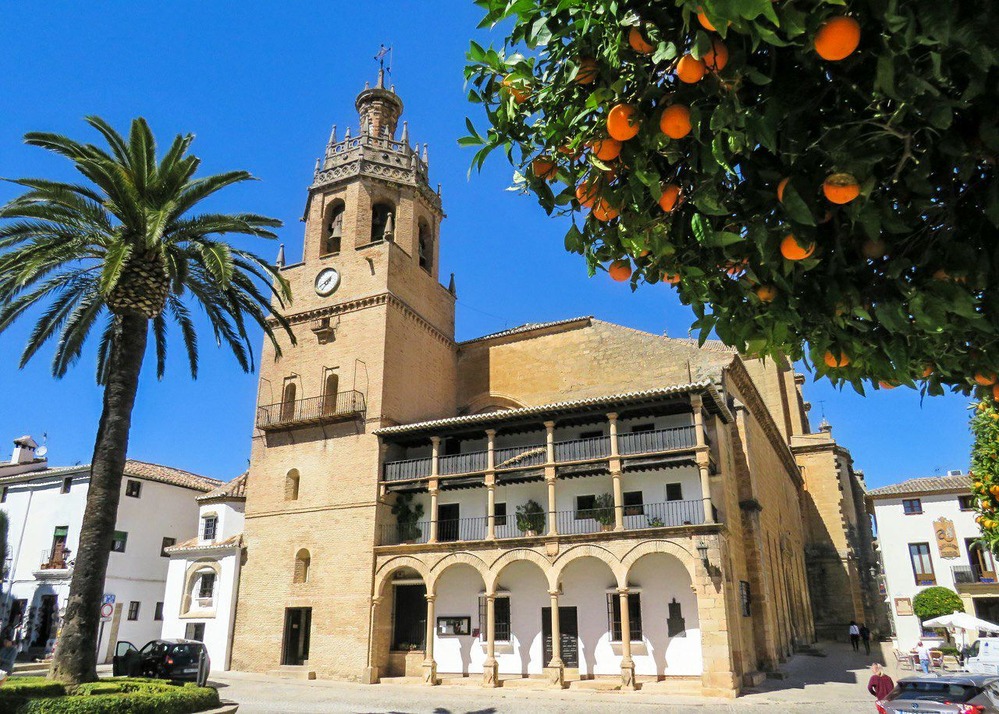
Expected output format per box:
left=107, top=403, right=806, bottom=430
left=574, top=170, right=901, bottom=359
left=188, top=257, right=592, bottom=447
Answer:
left=0, top=2, right=972, bottom=488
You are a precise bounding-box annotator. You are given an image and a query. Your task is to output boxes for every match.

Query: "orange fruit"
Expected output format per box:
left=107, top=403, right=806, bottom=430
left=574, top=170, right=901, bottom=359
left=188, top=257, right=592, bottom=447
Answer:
left=815, top=16, right=861, bottom=61
left=975, top=372, right=997, bottom=386
left=663, top=272, right=681, bottom=285
left=628, top=27, right=655, bottom=54
left=922, top=365, right=934, bottom=378
left=777, top=177, right=789, bottom=202
left=609, top=259, right=632, bottom=281
left=756, top=285, right=777, bottom=303
left=607, top=104, right=641, bottom=141
left=823, top=173, right=861, bottom=204
left=676, top=55, right=706, bottom=83
left=780, top=234, right=815, bottom=261
left=703, top=39, right=729, bottom=72
left=558, top=144, right=581, bottom=158
left=590, top=137, right=622, bottom=161
left=994, top=383, right=999, bottom=400
left=575, top=57, right=599, bottom=85
left=824, top=351, right=850, bottom=368
left=592, top=198, right=620, bottom=222
left=501, top=77, right=529, bottom=104
left=659, top=183, right=682, bottom=212
left=575, top=177, right=600, bottom=208
left=879, top=381, right=897, bottom=390
left=696, top=8, right=716, bottom=32
left=861, top=238, right=887, bottom=260
left=659, top=105, right=692, bottom=139
left=531, top=155, right=557, bottom=180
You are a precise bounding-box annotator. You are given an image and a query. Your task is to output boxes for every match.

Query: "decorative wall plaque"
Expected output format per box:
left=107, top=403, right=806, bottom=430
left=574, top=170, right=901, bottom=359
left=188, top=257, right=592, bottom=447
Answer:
left=934, top=517, right=961, bottom=559
left=895, top=597, right=914, bottom=616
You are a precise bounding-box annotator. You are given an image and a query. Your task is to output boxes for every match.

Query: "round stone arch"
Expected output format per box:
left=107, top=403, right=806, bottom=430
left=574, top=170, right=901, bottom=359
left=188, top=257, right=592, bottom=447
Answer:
left=460, top=392, right=526, bottom=416
left=620, top=539, right=698, bottom=584
left=180, top=558, right=222, bottom=615
left=427, top=552, right=489, bottom=595
left=373, top=555, right=431, bottom=598
left=487, top=548, right=557, bottom=592
left=553, top=543, right=624, bottom=588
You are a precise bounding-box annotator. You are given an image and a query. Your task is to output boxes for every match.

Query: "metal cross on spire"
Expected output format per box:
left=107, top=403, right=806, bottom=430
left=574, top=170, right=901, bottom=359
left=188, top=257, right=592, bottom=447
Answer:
left=374, top=44, right=393, bottom=76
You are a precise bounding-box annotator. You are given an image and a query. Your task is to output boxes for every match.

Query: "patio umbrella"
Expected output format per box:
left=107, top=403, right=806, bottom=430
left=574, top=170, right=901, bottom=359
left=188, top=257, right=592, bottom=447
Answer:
left=922, top=611, right=999, bottom=652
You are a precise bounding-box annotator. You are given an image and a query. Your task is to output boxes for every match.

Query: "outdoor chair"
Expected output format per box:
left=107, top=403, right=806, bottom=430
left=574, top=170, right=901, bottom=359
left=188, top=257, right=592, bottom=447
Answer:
left=894, top=649, right=913, bottom=670
left=930, top=650, right=945, bottom=671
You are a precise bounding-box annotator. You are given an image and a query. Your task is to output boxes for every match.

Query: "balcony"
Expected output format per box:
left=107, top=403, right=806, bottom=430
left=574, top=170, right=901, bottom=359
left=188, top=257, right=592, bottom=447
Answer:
left=256, top=390, right=365, bottom=431
left=382, top=425, right=700, bottom=483
left=953, top=564, right=999, bottom=591
left=33, top=549, right=73, bottom=580
left=377, top=499, right=707, bottom=546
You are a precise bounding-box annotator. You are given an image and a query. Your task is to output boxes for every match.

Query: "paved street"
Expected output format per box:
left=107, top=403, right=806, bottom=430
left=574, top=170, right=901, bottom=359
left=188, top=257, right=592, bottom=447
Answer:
left=212, top=641, right=893, bottom=713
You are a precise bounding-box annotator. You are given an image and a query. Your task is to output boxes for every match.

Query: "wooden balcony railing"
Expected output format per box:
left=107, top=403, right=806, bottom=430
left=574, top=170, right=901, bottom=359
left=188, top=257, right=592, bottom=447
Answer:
left=377, top=499, right=707, bottom=546
left=256, top=391, right=365, bottom=430
left=382, top=425, right=701, bottom=482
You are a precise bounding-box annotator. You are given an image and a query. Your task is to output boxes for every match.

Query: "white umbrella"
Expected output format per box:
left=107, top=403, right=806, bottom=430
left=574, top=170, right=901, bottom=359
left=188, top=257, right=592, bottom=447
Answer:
left=923, top=611, right=999, bottom=633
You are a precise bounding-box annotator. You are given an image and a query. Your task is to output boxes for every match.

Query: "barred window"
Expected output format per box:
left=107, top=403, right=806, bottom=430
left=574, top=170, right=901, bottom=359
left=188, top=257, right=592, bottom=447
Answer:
left=607, top=592, right=643, bottom=641
left=478, top=595, right=511, bottom=642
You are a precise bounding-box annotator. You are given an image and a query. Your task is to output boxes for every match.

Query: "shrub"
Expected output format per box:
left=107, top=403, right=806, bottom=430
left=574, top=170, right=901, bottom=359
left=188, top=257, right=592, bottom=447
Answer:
left=516, top=499, right=546, bottom=533
left=912, top=586, right=965, bottom=620
left=4, top=678, right=219, bottom=714
left=0, top=679, right=67, bottom=699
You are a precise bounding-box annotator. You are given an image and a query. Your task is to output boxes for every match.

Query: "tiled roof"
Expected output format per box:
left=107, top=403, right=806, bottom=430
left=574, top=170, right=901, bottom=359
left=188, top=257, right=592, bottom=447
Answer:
left=867, top=474, right=972, bottom=498
left=458, top=317, right=592, bottom=346
left=376, top=381, right=731, bottom=436
left=166, top=534, right=243, bottom=553
left=197, top=471, right=248, bottom=501
left=0, top=460, right=221, bottom=492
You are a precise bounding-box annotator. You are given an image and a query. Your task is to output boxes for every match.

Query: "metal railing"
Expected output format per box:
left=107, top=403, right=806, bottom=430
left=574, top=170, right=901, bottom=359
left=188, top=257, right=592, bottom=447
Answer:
left=377, top=499, right=707, bottom=546
left=619, top=426, right=697, bottom=455
left=256, top=391, right=365, bottom=429
left=953, top=564, right=999, bottom=585
left=382, top=425, right=700, bottom=482
left=38, top=549, right=70, bottom=570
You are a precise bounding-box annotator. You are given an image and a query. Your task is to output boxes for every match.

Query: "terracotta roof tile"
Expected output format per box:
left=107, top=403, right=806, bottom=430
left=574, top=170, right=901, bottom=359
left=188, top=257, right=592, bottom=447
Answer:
left=0, top=460, right=220, bottom=492
left=165, top=534, right=243, bottom=553
left=867, top=474, right=972, bottom=498
left=197, top=471, right=248, bottom=502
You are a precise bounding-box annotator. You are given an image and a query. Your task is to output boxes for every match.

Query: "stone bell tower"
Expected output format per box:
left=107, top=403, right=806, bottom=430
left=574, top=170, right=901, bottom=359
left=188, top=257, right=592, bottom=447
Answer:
left=229, top=71, right=458, bottom=679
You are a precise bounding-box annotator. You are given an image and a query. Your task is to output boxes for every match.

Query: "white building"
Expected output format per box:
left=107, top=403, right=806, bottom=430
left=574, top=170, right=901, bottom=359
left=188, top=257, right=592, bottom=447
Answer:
left=0, top=435, right=221, bottom=662
left=160, top=473, right=246, bottom=672
left=867, top=472, right=997, bottom=648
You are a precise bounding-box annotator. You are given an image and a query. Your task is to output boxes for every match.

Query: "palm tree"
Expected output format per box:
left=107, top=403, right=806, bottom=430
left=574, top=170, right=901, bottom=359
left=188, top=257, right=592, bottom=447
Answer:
left=0, top=116, right=294, bottom=683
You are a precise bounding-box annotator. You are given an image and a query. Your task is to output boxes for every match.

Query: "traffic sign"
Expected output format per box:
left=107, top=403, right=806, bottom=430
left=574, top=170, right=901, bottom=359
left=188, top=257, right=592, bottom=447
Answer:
left=102, top=593, right=115, bottom=605
left=100, top=603, right=114, bottom=619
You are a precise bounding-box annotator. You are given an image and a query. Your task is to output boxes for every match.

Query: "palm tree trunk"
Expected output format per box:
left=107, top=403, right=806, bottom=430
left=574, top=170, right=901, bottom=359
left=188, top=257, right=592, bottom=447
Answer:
left=50, top=312, right=148, bottom=684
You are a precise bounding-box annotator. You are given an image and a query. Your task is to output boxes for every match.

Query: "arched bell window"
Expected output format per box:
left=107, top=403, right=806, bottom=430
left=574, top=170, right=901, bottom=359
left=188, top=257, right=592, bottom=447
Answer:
left=322, top=201, right=344, bottom=256
left=280, top=382, right=297, bottom=422
left=321, top=372, right=340, bottom=416
left=418, top=220, right=433, bottom=271
left=285, top=468, right=300, bottom=501
left=371, top=202, right=395, bottom=243
left=294, top=548, right=311, bottom=584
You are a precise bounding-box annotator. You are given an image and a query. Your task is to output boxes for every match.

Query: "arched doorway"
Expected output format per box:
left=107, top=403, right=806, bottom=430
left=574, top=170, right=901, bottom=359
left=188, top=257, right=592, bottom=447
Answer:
left=625, top=551, right=700, bottom=678
left=556, top=554, right=619, bottom=679
left=371, top=563, right=429, bottom=678
left=280, top=382, right=297, bottom=422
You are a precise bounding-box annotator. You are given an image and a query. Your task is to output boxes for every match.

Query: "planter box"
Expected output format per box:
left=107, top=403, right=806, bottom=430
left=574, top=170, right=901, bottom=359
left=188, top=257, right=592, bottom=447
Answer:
left=387, top=650, right=424, bottom=677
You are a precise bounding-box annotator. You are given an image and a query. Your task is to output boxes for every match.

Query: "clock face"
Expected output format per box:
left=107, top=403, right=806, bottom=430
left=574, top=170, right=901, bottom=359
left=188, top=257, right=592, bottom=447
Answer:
left=314, top=267, right=341, bottom=297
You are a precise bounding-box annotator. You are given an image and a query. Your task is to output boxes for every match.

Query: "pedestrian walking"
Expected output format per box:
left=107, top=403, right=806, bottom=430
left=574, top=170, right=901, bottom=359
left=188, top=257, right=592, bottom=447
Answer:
left=849, top=620, right=861, bottom=652
left=868, top=663, right=895, bottom=708
left=0, top=638, right=17, bottom=686
left=860, top=623, right=872, bottom=655
left=915, top=640, right=931, bottom=673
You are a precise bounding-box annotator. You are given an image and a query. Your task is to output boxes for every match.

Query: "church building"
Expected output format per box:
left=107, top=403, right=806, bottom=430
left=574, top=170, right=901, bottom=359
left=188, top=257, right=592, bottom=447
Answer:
left=227, top=74, right=881, bottom=696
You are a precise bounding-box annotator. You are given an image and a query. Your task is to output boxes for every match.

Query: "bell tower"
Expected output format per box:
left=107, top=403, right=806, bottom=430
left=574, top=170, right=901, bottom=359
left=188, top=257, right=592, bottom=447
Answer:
left=230, top=74, right=458, bottom=679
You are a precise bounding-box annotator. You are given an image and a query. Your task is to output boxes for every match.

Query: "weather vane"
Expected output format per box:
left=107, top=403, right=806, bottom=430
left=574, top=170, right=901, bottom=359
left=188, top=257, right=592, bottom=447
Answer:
left=374, top=45, right=393, bottom=76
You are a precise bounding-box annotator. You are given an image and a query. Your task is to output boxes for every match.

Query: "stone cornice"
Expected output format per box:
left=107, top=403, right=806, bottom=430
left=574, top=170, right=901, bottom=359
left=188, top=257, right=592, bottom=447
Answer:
left=726, top=358, right=803, bottom=489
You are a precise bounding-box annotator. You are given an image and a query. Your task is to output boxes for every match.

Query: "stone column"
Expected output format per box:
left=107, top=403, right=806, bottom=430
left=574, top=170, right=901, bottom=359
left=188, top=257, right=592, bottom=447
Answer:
left=486, top=430, right=497, bottom=540
left=691, top=396, right=715, bottom=524
left=545, top=421, right=558, bottom=536
left=618, top=589, right=636, bottom=690
left=545, top=590, right=565, bottom=688
left=363, top=596, right=383, bottom=684
left=423, top=594, right=438, bottom=685
left=428, top=480, right=440, bottom=543
left=608, top=413, right=624, bottom=531
left=482, top=593, right=499, bottom=687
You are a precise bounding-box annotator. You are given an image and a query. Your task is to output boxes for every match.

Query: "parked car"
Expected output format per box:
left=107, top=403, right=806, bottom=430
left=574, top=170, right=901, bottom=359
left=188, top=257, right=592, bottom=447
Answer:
left=878, top=674, right=999, bottom=713
left=112, top=639, right=210, bottom=687
left=966, top=638, right=999, bottom=676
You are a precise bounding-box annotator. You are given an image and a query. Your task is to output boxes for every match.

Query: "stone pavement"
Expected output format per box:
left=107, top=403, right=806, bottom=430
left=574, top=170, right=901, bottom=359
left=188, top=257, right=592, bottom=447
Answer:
left=213, top=641, right=892, bottom=713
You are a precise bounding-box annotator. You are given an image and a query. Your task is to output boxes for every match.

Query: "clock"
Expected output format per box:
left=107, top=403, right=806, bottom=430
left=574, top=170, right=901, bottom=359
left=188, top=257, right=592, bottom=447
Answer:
left=314, top=267, right=341, bottom=297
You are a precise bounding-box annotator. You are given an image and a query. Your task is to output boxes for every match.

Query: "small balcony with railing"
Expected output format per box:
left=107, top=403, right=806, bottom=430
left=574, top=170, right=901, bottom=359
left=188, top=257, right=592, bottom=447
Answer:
left=256, top=390, right=366, bottom=431
left=952, top=563, right=999, bottom=591
left=33, top=548, right=73, bottom=579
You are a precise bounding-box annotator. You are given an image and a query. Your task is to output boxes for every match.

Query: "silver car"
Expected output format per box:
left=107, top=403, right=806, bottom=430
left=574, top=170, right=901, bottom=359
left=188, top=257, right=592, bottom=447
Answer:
left=879, top=674, right=999, bottom=713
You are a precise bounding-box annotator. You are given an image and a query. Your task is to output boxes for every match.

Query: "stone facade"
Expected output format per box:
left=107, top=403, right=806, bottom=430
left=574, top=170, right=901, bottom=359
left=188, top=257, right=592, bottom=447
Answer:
left=228, top=79, right=879, bottom=696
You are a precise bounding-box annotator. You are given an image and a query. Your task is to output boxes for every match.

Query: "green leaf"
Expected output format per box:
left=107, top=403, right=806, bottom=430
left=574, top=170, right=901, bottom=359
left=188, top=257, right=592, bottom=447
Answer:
left=780, top=183, right=816, bottom=226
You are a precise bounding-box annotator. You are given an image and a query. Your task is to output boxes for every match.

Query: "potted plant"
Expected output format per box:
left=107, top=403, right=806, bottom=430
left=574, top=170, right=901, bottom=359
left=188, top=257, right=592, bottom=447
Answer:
left=516, top=499, right=546, bottom=537
left=593, top=493, right=615, bottom=531
left=391, top=493, right=425, bottom=543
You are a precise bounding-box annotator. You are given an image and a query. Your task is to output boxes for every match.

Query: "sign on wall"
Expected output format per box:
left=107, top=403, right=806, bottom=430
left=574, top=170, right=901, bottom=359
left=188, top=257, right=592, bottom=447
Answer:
left=895, top=597, right=914, bottom=616
left=934, top=517, right=961, bottom=559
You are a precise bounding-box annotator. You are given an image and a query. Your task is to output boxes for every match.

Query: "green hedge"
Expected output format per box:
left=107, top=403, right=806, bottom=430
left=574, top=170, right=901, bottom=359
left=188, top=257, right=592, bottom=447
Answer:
left=0, top=678, right=219, bottom=714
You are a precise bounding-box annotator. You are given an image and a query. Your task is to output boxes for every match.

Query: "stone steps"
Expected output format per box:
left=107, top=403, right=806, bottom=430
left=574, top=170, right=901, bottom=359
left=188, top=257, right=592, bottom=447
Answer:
left=265, top=665, right=316, bottom=680
left=567, top=679, right=621, bottom=691
left=499, top=677, right=550, bottom=690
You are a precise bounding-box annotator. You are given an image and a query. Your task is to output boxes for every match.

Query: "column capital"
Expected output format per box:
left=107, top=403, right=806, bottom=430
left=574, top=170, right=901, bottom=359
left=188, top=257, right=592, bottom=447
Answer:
left=548, top=589, right=561, bottom=598
left=430, top=435, right=441, bottom=446
left=428, top=486, right=440, bottom=496
left=606, top=412, right=618, bottom=422
left=544, top=420, right=555, bottom=430
left=690, top=393, right=704, bottom=409
left=617, top=587, right=631, bottom=596
left=371, top=596, right=383, bottom=607
left=485, top=428, right=497, bottom=438
left=484, top=593, right=496, bottom=602
left=425, top=594, right=437, bottom=603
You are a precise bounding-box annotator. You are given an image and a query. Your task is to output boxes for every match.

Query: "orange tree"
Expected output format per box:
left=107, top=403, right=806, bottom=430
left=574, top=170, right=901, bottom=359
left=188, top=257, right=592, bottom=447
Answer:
left=462, top=0, right=999, bottom=394
left=972, top=400, right=999, bottom=550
